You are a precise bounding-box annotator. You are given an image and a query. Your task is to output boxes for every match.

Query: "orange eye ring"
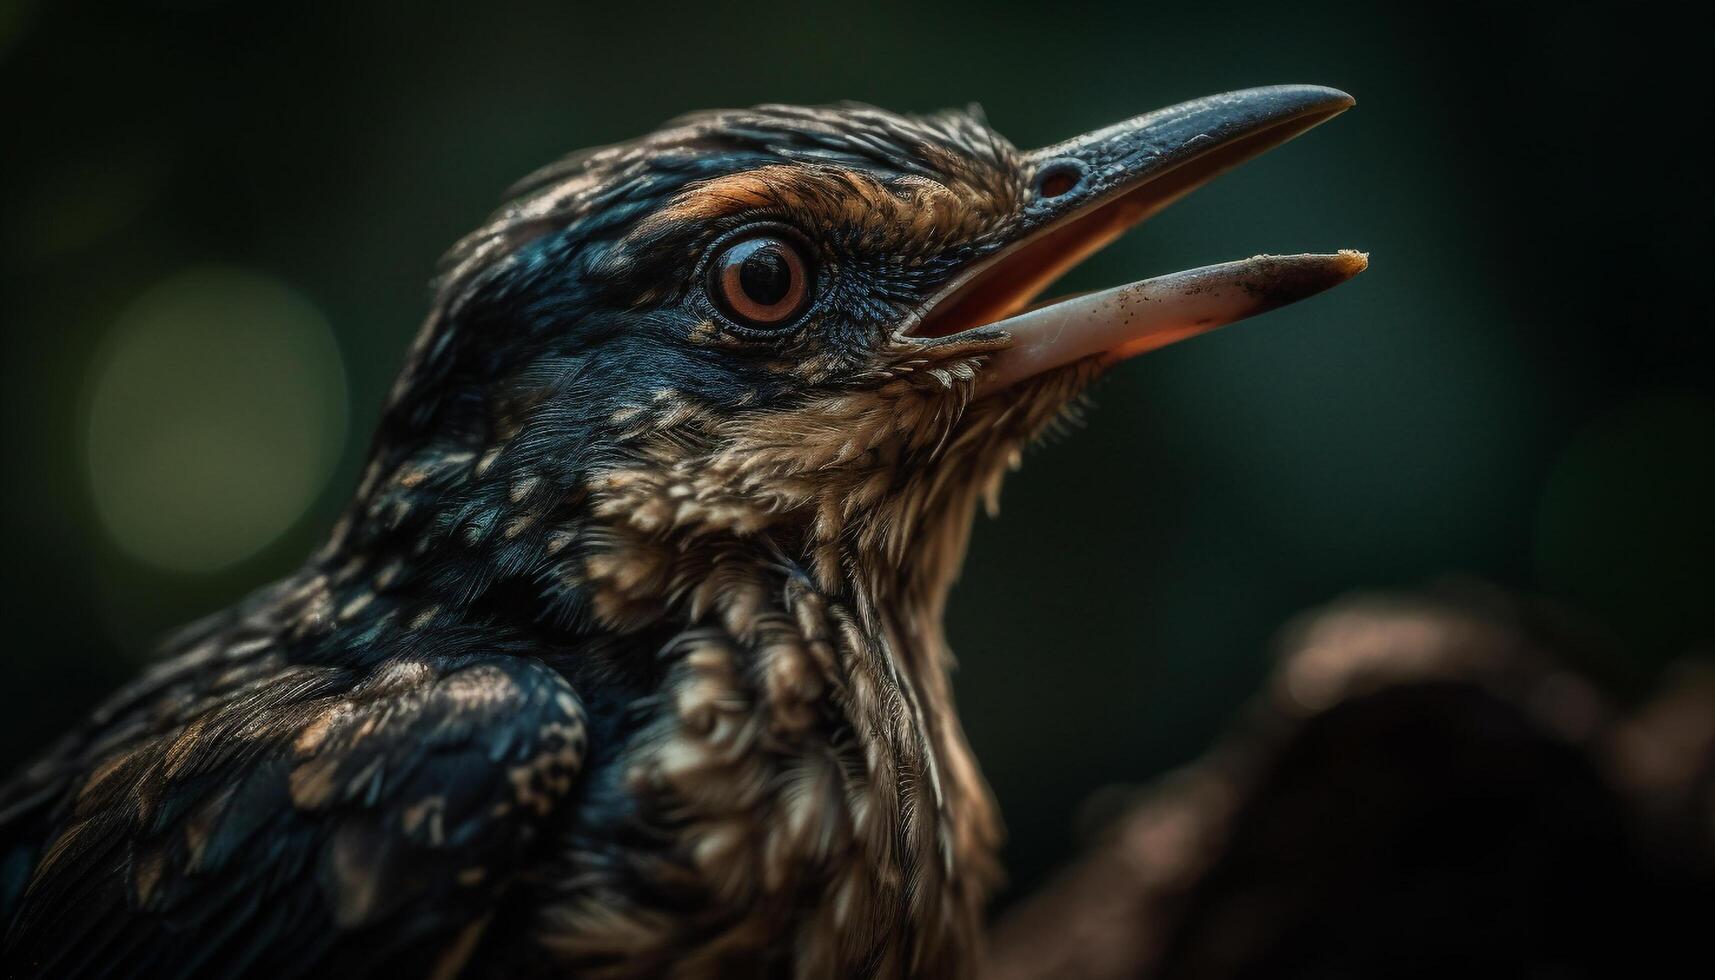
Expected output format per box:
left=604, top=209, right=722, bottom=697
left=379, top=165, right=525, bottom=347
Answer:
left=708, top=233, right=812, bottom=330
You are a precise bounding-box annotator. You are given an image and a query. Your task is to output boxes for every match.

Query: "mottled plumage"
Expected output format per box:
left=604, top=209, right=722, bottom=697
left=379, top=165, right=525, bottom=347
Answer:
left=2, top=87, right=1360, bottom=978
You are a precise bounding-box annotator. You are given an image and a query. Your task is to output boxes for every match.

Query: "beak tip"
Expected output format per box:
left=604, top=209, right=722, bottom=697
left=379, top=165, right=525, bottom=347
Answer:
left=1334, top=248, right=1369, bottom=277
left=1288, top=83, right=1356, bottom=111
left=1244, top=251, right=1369, bottom=314
left=1254, top=84, right=1357, bottom=129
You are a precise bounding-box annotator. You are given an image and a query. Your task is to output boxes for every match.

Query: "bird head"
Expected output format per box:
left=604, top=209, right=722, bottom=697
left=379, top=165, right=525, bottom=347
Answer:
left=339, top=86, right=1364, bottom=635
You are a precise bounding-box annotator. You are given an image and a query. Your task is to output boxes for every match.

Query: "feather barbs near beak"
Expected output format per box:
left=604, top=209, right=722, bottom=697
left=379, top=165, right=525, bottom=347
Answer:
left=904, top=84, right=1368, bottom=395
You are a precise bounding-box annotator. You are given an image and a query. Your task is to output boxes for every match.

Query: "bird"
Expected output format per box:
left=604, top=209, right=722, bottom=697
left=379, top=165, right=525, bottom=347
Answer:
left=0, top=85, right=1364, bottom=979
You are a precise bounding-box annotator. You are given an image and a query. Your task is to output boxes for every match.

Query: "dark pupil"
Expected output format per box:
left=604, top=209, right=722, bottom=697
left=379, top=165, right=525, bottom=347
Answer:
left=738, top=246, right=792, bottom=306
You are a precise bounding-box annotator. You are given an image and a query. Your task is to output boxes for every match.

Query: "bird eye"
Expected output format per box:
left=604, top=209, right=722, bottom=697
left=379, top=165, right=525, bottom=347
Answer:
left=708, top=233, right=812, bottom=330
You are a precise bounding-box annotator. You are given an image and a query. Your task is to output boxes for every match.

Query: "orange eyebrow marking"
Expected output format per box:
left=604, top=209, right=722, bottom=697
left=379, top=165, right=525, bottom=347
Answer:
left=637, top=163, right=1014, bottom=250
left=649, top=165, right=802, bottom=226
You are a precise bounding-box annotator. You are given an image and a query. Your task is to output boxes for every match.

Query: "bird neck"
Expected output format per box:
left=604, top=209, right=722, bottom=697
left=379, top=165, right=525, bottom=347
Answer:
left=310, top=357, right=1094, bottom=669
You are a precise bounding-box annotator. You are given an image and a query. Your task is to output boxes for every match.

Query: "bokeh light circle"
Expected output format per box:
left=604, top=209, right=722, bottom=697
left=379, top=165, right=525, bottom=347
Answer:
left=85, top=267, right=349, bottom=572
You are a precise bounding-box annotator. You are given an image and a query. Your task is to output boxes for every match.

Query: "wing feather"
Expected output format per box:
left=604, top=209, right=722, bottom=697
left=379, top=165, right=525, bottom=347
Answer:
left=2, top=655, right=587, bottom=979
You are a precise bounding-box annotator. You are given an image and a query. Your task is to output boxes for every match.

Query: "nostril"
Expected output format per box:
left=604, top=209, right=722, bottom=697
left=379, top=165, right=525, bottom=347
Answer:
left=1033, top=160, right=1084, bottom=199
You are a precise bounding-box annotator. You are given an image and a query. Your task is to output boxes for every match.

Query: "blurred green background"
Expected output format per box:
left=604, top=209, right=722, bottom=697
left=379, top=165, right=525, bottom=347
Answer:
left=1, top=0, right=1709, bottom=903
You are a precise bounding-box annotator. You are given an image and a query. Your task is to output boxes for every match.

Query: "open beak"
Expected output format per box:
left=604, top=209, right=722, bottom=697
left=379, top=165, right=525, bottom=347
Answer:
left=909, top=85, right=1366, bottom=394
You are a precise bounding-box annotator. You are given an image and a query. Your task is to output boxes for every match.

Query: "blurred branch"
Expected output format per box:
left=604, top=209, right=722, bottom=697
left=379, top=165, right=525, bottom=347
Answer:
left=986, top=588, right=1715, bottom=979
